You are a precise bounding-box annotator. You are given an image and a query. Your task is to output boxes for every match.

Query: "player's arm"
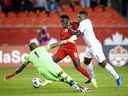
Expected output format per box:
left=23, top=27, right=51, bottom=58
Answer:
left=48, top=41, right=62, bottom=49
left=45, top=41, right=65, bottom=50
left=46, top=35, right=77, bottom=50
left=15, top=62, right=29, bottom=74
left=72, top=30, right=81, bottom=37
left=5, top=58, right=30, bottom=80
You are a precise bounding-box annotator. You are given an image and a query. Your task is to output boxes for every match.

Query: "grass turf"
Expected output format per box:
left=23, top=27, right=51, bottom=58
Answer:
left=0, top=65, right=128, bottom=96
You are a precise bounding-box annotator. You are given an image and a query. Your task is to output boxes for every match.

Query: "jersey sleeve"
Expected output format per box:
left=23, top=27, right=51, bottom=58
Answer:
left=78, top=21, right=86, bottom=33
left=44, top=45, right=50, bottom=51
left=78, top=19, right=93, bottom=33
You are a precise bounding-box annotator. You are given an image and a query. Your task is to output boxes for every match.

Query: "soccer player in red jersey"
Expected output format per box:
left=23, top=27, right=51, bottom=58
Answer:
left=52, top=15, right=92, bottom=83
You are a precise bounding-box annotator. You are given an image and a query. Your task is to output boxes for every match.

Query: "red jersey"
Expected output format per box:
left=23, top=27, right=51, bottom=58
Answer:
left=54, top=22, right=79, bottom=62
left=60, top=21, right=79, bottom=40
left=60, top=22, right=79, bottom=50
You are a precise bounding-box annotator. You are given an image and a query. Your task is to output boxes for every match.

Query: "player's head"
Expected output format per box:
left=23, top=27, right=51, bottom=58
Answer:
left=37, top=28, right=50, bottom=42
left=29, top=42, right=38, bottom=51
left=78, top=11, right=88, bottom=22
left=60, top=15, right=70, bottom=28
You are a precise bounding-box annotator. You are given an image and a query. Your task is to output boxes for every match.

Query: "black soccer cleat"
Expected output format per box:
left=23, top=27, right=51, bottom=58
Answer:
left=85, top=80, right=91, bottom=84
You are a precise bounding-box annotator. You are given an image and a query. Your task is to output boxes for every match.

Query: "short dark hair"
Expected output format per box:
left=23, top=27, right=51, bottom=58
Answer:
left=79, top=11, right=88, bottom=16
left=60, top=14, right=70, bottom=19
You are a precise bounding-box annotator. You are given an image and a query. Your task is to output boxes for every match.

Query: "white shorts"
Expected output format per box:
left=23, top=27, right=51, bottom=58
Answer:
left=84, top=43, right=106, bottom=63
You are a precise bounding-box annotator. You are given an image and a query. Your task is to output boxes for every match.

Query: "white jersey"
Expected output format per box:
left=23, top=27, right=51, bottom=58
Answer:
left=78, top=18, right=106, bottom=63
left=78, top=19, right=100, bottom=47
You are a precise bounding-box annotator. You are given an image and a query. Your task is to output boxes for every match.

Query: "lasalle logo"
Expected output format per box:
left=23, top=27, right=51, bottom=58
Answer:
left=0, top=50, right=28, bottom=64
left=103, top=32, right=128, bottom=67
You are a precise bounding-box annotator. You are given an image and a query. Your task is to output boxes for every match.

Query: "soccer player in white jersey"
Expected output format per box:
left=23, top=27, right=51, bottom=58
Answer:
left=77, top=11, right=122, bottom=87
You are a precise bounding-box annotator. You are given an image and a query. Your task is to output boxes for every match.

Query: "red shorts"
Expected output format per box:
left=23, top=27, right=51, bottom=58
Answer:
left=54, top=43, right=80, bottom=62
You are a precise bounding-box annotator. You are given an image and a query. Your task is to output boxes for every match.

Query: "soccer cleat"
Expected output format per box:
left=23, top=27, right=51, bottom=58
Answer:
left=78, top=87, right=88, bottom=93
left=85, top=79, right=98, bottom=88
left=91, top=79, right=98, bottom=88
left=71, top=84, right=88, bottom=93
left=116, top=76, right=123, bottom=88
left=85, top=80, right=91, bottom=84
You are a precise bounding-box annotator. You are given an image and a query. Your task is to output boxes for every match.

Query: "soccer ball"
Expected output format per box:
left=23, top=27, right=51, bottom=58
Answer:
left=32, top=78, right=42, bottom=88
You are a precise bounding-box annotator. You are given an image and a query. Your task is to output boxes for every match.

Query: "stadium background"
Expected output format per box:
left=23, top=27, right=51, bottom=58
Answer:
left=0, top=0, right=128, bottom=96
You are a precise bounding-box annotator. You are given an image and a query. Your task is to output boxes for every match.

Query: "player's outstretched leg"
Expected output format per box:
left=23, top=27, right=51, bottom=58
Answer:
left=99, top=60, right=123, bottom=87
left=84, top=58, right=98, bottom=88
left=116, top=75, right=123, bottom=88
left=58, top=71, right=88, bottom=93
left=73, top=60, right=91, bottom=80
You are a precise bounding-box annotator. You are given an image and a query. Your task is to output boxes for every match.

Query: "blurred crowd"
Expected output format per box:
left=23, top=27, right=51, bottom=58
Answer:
left=0, top=0, right=127, bottom=17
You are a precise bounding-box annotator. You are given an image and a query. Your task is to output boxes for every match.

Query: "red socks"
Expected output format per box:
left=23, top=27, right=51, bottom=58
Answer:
left=76, top=66, right=91, bottom=80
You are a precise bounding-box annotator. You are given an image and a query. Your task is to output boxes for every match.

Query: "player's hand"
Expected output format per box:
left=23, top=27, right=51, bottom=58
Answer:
left=68, top=35, right=77, bottom=43
left=5, top=73, right=15, bottom=80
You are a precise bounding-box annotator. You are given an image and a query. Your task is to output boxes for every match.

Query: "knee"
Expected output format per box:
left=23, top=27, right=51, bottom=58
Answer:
left=73, top=60, right=80, bottom=68
left=75, top=65, right=81, bottom=71
left=99, top=60, right=107, bottom=68
left=84, top=57, right=92, bottom=65
left=73, top=60, right=83, bottom=71
left=52, top=56, right=60, bottom=63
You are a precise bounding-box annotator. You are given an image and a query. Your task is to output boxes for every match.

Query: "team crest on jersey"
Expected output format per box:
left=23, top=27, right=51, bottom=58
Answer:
left=103, top=32, right=128, bottom=67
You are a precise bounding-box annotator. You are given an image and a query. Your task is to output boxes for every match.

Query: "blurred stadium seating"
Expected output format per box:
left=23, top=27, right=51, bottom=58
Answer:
left=0, top=6, right=127, bottom=25
left=0, top=6, right=128, bottom=45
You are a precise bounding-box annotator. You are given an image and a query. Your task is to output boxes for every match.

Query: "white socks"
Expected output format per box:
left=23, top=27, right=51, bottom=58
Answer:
left=86, top=63, right=95, bottom=79
left=86, top=62, right=120, bottom=80
left=105, top=63, right=119, bottom=80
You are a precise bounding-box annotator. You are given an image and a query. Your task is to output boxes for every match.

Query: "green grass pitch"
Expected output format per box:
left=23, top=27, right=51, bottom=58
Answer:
left=0, top=65, right=128, bottom=96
